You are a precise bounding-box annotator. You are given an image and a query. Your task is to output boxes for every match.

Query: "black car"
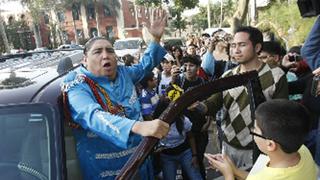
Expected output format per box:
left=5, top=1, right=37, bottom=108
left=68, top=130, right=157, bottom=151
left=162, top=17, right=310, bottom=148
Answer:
left=0, top=50, right=84, bottom=180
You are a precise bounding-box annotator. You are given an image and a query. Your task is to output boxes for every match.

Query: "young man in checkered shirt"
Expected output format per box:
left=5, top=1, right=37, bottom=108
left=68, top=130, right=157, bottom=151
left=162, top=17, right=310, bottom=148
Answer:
left=194, top=26, right=288, bottom=170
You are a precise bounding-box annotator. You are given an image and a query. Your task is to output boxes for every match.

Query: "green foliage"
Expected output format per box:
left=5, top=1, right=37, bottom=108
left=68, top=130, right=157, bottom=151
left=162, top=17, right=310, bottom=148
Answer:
left=20, top=0, right=48, bottom=23
left=135, top=0, right=162, bottom=7
left=257, top=1, right=316, bottom=48
left=191, top=0, right=235, bottom=30
left=0, top=18, right=34, bottom=52
left=174, top=0, right=199, bottom=9
left=169, top=7, right=186, bottom=34
left=135, top=0, right=198, bottom=9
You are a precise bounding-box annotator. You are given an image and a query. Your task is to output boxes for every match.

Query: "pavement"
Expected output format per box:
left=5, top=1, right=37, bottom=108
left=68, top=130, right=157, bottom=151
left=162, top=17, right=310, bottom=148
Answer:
left=204, top=121, right=224, bottom=180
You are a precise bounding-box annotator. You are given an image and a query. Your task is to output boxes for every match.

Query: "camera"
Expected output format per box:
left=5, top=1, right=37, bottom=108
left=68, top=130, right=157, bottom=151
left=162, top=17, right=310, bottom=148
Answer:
left=311, top=75, right=320, bottom=97
left=297, top=0, right=320, bottom=17
left=288, top=55, right=302, bottom=62
left=179, top=66, right=186, bottom=73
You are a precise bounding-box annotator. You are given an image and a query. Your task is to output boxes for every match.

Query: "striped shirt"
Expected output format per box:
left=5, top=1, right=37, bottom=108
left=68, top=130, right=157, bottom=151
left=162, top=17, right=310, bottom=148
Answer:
left=139, top=88, right=159, bottom=116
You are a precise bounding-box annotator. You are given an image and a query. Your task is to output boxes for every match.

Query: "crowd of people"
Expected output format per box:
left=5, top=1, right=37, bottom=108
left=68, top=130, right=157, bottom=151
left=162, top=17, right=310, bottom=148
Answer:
left=62, top=9, right=320, bottom=180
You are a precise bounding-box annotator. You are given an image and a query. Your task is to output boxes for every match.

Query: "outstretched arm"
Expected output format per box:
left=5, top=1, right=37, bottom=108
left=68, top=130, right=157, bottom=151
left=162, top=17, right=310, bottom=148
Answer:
left=128, top=9, right=167, bottom=83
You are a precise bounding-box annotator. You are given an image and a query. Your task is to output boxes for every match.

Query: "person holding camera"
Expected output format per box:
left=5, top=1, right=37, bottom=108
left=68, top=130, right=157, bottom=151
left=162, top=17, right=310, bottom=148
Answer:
left=201, top=30, right=237, bottom=80
left=171, top=55, right=209, bottom=179
left=279, top=46, right=311, bottom=101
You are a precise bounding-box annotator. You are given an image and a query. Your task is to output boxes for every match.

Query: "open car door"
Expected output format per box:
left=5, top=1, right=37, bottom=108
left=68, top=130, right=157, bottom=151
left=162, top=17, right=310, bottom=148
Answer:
left=0, top=103, right=64, bottom=180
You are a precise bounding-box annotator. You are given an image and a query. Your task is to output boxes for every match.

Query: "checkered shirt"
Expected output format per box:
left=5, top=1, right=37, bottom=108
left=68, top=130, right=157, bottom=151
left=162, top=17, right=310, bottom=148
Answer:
left=205, top=63, right=288, bottom=149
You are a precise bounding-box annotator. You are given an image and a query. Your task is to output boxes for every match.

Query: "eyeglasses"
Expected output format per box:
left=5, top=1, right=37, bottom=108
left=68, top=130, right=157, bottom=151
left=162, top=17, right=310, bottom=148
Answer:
left=249, top=126, right=270, bottom=140
left=249, top=131, right=269, bottom=140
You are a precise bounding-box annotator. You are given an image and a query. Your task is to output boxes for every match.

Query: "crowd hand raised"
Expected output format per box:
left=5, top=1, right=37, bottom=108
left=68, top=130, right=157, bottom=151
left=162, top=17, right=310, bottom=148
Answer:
left=207, top=37, right=219, bottom=53
left=131, top=119, right=169, bottom=139
left=142, top=8, right=167, bottom=43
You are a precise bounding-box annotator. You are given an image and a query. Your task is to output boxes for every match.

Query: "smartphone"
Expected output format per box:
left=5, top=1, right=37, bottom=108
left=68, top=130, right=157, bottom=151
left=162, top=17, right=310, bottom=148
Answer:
left=288, top=55, right=302, bottom=62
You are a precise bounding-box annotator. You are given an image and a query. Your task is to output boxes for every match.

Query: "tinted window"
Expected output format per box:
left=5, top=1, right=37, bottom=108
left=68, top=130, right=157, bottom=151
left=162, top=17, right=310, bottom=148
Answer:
left=114, top=40, right=142, bottom=50
left=0, top=104, right=57, bottom=180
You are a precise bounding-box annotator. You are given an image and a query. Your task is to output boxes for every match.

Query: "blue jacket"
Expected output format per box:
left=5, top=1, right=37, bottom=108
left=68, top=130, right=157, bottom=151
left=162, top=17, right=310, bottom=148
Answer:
left=201, top=51, right=216, bottom=77
left=302, top=16, right=320, bottom=70
left=62, top=42, right=166, bottom=179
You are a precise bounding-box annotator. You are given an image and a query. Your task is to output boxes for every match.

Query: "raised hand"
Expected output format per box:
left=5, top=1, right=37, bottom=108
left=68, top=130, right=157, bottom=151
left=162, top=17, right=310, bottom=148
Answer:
left=143, top=8, right=167, bottom=43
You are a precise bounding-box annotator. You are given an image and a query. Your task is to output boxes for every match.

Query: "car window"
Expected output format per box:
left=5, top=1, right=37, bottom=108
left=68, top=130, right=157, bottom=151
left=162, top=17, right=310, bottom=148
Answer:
left=0, top=103, right=60, bottom=180
left=114, top=40, right=141, bottom=50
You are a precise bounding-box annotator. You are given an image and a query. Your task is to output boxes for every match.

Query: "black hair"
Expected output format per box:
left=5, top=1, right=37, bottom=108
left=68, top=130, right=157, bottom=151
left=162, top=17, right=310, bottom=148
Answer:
left=140, top=72, right=154, bottom=89
left=172, top=45, right=183, bottom=54
left=201, top=33, right=210, bottom=38
left=153, top=100, right=184, bottom=135
left=182, top=55, right=201, bottom=66
left=255, top=99, right=311, bottom=153
left=211, top=29, right=224, bottom=37
left=122, top=54, right=135, bottom=66
left=172, top=46, right=183, bottom=60
left=83, top=37, right=109, bottom=55
left=289, top=46, right=302, bottom=55
left=236, top=26, right=263, bottom=48
left=187, top=43, right=198, bottom=48
left=262, top=41, right=283, bottom=56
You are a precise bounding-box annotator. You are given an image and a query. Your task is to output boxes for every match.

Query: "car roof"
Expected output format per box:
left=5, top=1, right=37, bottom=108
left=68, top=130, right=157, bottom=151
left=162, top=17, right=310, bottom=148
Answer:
left=0, top=50, right=83, bottom=104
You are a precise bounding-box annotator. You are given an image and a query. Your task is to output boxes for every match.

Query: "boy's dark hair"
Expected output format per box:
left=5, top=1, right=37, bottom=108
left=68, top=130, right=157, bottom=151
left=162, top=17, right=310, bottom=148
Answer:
left=140, top=72, right=155, bottom=89
left=236, top=26, right=263, bottom=48
left=262, top=41, right=283, bottom=56
left=255, top=99, right=310, bottom=153
left=182, top=55, right=201, bottom=66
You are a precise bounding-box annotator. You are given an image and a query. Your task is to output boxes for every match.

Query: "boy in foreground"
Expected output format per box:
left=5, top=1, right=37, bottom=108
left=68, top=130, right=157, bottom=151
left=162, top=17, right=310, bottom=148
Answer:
left=205, top=99, right=318, bottom=180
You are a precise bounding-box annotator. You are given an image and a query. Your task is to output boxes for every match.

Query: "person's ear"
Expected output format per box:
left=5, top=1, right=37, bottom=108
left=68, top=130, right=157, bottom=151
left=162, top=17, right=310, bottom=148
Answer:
left=83, top=55, right=88, bottom=66
left=255, top=43, right=262, bottom=54
left=266, top=140, right=277, bottom=152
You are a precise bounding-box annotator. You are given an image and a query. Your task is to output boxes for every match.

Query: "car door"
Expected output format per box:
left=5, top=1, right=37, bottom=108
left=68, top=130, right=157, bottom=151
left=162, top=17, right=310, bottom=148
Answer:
left=0, top=103, right=64, bottom=180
